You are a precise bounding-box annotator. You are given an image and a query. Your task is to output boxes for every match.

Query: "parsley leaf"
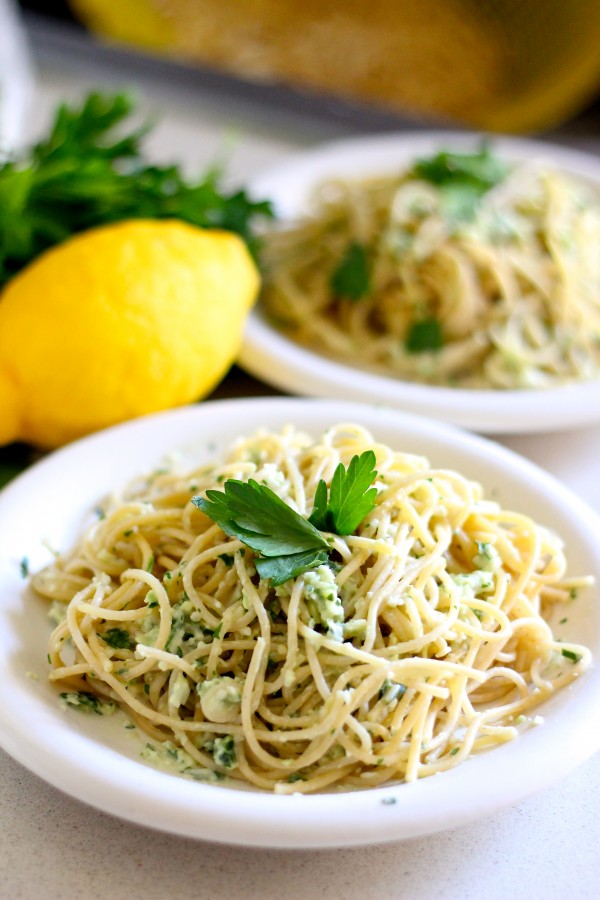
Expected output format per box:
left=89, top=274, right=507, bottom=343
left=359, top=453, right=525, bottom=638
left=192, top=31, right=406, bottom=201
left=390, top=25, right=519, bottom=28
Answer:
left=308, top=451, right=377, bottom=535
left=413, top=144, right=509, bottom=193
left=405, top=318, right=444, bottom=353
left=0, top=92, right=273, bottom=287
left=193, top=480, right=329, bottom=558
left=194, top=453, right=378, bottom=585
left=256, top=549, right=329, bottom=586
left=413, top=144, right=509, bottom=222
left=330, top=241, right=371, bottom=300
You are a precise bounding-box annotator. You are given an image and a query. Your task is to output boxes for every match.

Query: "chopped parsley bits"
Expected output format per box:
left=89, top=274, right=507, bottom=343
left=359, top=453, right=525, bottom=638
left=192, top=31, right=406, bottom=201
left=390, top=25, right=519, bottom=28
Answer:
left=561, top=648, right=582, bottom=663
left=405, top=318, right=443, bottom=354
left=59, top=691, right=115, bottom=715
left=379, top=680, right=407, bottom=703
left=102, top=628, right=134, bottom=650
left=210, top=735, right=237, bottom=769
left=330, top=241, right=371, bottom=301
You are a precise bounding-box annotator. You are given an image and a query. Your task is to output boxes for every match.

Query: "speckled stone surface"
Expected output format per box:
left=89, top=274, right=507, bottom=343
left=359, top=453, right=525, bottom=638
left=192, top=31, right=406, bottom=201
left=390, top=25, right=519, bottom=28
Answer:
left=1, top=748, right=600, bottom=900
left=2, top=49, right=600, bottom=900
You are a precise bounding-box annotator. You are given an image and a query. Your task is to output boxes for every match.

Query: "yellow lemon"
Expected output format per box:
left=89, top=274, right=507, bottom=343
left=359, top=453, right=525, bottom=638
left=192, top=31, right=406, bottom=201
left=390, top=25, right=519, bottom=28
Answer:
left=0, top=219, right=259, bottom=448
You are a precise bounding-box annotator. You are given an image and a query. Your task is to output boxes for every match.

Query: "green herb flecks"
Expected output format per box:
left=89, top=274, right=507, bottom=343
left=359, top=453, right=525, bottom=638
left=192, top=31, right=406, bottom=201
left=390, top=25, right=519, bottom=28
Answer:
left=405, top=318, right=444, bottom=353
left=0, top=92, right=273, bottom=287
left=378, top=679, right=407, bottom=704
left=102, top=627, right=135, bottom=650
left=211, top=734, right=237, bottom=769
left=330, top=241, right=371, bottom=301
left=59, top=691, right=115, bottom=715
left=194, top=453, right=377, bottom=586
left=561, top=648, right=582, bottom=663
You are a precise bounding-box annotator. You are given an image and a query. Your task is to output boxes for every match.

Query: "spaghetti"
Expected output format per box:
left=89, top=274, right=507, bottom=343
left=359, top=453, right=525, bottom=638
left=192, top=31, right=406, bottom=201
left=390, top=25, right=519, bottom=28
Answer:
left=34, top=424, right=591, bottom=793
left=260, top=160, right=600, bottom=388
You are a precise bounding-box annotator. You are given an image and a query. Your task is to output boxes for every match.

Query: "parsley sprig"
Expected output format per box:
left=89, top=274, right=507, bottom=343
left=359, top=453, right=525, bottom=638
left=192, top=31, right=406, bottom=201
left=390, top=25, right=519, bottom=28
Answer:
left=0, top=92, right=273, bottom=287
left=193, top=451, right=377, bottom=585
left=413, top=144, right=509, bottom=222
left=308, top=450, right=377, bottom=534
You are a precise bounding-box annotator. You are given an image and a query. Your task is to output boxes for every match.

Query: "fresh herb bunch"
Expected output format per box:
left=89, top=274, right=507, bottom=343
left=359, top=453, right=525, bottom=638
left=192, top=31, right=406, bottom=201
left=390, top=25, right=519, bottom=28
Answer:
left=0, top=92, right=273, bottom=288
left=193, top=450, right=377, bottom=585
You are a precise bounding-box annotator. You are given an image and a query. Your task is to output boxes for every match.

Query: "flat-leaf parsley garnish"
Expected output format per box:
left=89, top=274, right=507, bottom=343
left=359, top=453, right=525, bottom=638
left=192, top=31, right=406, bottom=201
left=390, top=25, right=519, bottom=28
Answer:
left=193, top=451, right=377, bottom=585
left=413, top=144, right=509, bottom=195
left=412, top=144, right=509, bottom=222
left=308, top=450, right=377, bottom=534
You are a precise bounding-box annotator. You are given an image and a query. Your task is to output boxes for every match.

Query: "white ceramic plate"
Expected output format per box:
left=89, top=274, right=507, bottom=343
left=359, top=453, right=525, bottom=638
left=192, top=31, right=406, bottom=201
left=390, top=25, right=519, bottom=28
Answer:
left=1, top=398, right=599, bottom=848
left=240, top=132, right=600, bottom=434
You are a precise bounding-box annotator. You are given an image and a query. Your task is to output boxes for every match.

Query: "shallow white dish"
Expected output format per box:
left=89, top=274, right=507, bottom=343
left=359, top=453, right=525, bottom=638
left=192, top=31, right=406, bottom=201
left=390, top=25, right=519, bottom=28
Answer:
left=1, top=397, right=599, bottom=848
left=240, top=132, right=600, bottom=434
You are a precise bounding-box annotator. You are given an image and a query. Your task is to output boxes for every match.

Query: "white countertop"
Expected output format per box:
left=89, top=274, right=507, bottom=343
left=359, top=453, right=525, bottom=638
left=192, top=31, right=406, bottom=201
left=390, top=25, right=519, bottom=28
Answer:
left=2, top=50, right=600, bottom=900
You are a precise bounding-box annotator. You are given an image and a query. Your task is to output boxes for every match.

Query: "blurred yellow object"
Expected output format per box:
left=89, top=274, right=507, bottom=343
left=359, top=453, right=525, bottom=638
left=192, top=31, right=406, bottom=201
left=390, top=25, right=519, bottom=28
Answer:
left=70, top=0, right=600, bottom=132
left=0, top=220, right=259, bottom=448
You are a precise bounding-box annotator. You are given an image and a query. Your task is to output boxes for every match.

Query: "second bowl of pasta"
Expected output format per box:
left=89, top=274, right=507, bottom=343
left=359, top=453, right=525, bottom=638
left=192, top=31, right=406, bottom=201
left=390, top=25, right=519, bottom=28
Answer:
left=240, top=133, right=600, bottom=433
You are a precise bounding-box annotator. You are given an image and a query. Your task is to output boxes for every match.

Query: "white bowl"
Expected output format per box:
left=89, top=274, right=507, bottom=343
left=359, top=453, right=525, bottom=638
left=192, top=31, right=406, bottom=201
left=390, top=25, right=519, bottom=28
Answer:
left=1, top=397, right=599, bottom=847
left=240, top=133, right=600, bottom=434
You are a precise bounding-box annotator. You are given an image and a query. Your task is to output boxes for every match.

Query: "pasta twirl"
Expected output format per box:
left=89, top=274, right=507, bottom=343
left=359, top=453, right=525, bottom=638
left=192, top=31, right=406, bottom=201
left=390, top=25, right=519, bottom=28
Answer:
left=34, top=425, right=591, bottom=793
